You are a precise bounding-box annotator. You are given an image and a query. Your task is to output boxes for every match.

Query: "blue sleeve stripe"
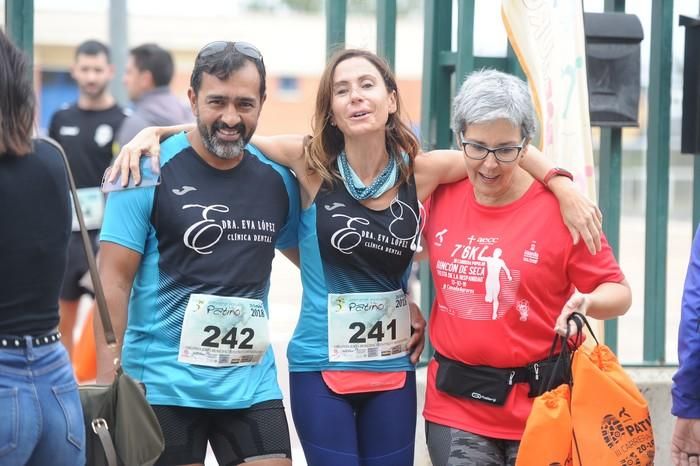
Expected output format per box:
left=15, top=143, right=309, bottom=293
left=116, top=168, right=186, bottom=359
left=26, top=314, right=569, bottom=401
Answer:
left=160, top=132, right=191, bottom=166
left=100, top=180, right=155, bottom=255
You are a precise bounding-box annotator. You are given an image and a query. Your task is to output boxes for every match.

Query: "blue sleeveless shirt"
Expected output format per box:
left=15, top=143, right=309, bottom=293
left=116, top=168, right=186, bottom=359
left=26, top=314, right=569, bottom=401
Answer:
left=288, top=176, right=421, bottom=372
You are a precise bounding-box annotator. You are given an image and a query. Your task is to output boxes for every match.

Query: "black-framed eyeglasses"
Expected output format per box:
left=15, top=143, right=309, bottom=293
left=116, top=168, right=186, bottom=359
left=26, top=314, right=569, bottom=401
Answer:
left=460, top=136, right=526, bottom=163
left=197, top=41, right=264, bottom=65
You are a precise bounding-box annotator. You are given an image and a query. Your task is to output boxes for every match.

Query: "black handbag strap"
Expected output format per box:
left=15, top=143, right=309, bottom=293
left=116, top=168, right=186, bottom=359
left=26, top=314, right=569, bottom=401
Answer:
left=543, top=326, right=571, bottom=391
left=43, top=137, right=117, bottom=347
left=568, top=311, right=599, bottom=345
left=565, top=311, right=597, bottom=466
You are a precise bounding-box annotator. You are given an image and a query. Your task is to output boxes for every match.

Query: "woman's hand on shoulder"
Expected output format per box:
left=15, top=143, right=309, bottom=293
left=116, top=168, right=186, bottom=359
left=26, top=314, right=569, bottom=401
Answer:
left=549, top=177, right=603, bottom=255
left=108, top=126, right=168, bottom=187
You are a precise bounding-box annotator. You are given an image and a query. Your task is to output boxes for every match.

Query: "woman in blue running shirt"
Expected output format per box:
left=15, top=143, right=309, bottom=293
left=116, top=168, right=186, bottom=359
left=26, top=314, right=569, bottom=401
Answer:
left=109, top=48, right=603, bottom=466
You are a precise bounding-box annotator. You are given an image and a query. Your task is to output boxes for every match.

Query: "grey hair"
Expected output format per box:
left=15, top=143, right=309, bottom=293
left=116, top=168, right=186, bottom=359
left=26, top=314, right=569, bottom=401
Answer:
left=451, top=69, right=537, bottom=141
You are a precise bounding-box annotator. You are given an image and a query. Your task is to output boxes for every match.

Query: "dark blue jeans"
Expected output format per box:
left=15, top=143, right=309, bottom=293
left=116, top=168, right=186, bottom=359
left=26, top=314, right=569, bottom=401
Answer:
left=0, top=337, right=85, bottom=465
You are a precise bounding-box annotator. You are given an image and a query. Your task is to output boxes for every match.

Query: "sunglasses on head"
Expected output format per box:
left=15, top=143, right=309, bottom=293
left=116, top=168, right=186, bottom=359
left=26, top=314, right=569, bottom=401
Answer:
left=197, top=41, right=264, bottom=64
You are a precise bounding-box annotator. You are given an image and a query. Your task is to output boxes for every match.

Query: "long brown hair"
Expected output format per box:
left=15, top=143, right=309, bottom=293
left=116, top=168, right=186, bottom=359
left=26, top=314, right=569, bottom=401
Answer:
left=306, top=49, right=419, bottom=186
left=0, top=31, right=35, bottom=156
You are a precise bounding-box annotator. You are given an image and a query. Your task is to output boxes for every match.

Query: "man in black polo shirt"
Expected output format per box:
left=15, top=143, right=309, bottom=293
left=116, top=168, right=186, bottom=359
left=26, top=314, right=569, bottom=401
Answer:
left=48, top=40, right=127, bottom=358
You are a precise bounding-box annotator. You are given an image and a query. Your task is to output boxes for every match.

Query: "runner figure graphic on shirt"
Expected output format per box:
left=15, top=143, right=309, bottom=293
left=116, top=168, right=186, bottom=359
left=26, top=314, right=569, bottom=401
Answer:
left=478, top=247, right=512, bottom=320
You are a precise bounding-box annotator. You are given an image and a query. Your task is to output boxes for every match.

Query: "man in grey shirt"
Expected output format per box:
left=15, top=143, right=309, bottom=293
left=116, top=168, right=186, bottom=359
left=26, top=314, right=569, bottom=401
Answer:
left=116, top=43, right=192, bottom=146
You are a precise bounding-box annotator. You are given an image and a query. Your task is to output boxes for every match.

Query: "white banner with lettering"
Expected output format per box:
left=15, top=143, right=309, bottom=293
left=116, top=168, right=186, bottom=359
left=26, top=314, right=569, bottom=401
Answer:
left=501, top=0, right=597, bottom=201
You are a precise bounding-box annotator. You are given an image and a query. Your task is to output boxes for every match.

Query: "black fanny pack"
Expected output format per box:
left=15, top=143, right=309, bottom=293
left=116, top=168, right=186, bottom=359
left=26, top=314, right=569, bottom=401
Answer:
left=434, top=351, right=569, bottom=406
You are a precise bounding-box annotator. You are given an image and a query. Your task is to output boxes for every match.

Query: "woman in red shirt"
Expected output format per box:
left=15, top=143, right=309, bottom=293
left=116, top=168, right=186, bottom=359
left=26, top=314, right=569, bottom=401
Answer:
left=423, top=69, right=632, bottom=466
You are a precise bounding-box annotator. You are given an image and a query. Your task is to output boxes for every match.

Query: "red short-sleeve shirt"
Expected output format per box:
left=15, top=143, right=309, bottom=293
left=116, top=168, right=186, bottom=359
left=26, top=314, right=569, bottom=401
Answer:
left=423, top=178, right=624, bottom=439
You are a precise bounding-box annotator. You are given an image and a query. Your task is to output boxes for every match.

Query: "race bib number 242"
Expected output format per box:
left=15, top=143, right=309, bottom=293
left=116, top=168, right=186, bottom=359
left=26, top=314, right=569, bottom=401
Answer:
left=178, top=294, right=270, bottom=367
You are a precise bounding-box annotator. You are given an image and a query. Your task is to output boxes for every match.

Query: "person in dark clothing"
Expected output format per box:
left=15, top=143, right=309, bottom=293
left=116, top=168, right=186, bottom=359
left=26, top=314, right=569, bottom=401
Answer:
left=0, top=30, right=85, bottom=465
left=48, top=39, right=127, bottom=358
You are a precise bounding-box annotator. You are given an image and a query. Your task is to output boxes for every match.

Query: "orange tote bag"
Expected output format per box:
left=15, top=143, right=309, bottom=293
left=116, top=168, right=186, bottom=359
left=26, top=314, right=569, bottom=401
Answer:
left=569, top=313, right=655, bottom=466
left=517, top=332, right=577, bottom=466
left=516, top=383, right=574, bottom=466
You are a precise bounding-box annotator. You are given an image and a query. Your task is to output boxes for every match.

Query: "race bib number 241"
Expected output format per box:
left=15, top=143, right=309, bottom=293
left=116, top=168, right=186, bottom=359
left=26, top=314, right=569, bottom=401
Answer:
left=328, top=290, right=410, bottom=362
